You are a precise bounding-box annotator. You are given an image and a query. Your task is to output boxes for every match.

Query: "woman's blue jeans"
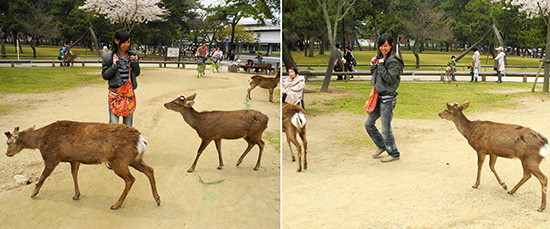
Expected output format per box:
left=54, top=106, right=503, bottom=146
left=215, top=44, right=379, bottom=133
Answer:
left=109, top=107, right=133, bottom=127
left=364, top=98, right=400, bottom=158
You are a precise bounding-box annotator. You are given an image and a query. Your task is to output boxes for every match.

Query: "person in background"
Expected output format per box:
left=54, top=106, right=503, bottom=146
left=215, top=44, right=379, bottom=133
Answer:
left=256, top=53, right=264, bottom=64
left=450, top=55, right=457, bottom=81
left=365, top=33, right=404, bottom=163
left=344, top=46, right=356, bottom=80
left=494, top=46, right=506, bottom=83
left=471, top=47, right=481, bottom=82
left=282, top=67, right=305, bottom=106
left=334, top=43, right=344, bottom=80
left=195, top=43, right=208, bottom=75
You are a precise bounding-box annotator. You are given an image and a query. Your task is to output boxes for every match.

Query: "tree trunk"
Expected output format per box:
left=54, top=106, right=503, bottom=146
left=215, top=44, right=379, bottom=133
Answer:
left=282, top=39, right=296, bottom=72
left=321, top=46, right=335, bottom=92
left=89, top=23, right=100, bottom=56
left=1, top=27, right=5, bottom=58
left=319, top=37, right=325, bottom=55
left=455, top=29, right=491, bottom=62
left=413, top=42, right=420, bottom=69
left=355, top=35, right=362, bottom=51
left=308, top=39, right=314, bottom=57
left=304, top=39, right=308, bottom=57
left=543, top=17, right=550, bottom=92
left=31, top=39, right=37, bottom=59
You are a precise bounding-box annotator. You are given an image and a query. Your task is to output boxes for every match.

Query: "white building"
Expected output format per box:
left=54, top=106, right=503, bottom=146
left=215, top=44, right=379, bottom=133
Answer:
left=238, top=19, right=280, bottom=56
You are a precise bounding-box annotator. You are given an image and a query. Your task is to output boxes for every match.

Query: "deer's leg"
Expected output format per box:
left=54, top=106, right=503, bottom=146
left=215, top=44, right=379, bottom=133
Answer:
left=32, top=161, right=60, bottom=198
left=131, top=159, right=161, bottom=206
left=285, top=133, right=296, bottom=162
left=508, top=160, right=532, bottom=195
left=287, top=132, right=302, bottom=172
left=253, top=139, right=265, bottom=171
left=473, top=152, right=486, bottom=188
left=246, top=85, right=257, bottom=100
left=70, top=162, right=81, bottom=200
left=299, top=128, right=308, bottom=170
left=214, top=139, right=224, bottom=170
left=531, top=166, right=548, bottom=212
left=237, top=138, right=255, bottom=167
left=188, top=140, right=211, bottom=173
left=110, top=162, right=135, bottom=210
left=269, top=88, right=274, bottom=102
left=489, top=154, right=507, bottom=190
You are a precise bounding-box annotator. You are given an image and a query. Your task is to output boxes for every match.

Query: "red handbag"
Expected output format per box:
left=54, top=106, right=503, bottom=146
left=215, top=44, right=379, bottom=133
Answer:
left=364, top=85, right=378, bottom=114
left=108, top=61, right=136, bottom=117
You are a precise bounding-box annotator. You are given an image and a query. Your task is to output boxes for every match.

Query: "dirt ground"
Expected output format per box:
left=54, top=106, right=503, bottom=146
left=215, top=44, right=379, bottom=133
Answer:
left=282, top=86, right=550, bottom=228
left=0, top=68, right=280, bottom=228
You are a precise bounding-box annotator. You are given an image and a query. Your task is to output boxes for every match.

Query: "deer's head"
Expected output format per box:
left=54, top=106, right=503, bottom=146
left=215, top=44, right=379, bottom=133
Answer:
left=4, top=126, right=34, bottom=157
left=439, top=101, right=470, bottom=121
left=164, top=93, right=196, bottom=112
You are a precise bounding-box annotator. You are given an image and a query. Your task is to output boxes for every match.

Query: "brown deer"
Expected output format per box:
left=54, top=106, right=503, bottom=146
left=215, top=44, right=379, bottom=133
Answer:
left=246, top=68, right=281, bottom=102
left=164, top=93, right=269, bottom=172
left=283, top=103, right=308, bottom=172
left=255, top=62, right=273, bottom=74
left=444, top=62, right=454, bottom=83
left=439, top=101, right=548, bottom=212
left=4, top=121, right=161, bottom=210
left=62, top=52, right=79, bottom=66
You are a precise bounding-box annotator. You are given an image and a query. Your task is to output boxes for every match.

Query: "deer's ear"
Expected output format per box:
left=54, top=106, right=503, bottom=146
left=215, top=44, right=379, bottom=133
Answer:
left=446, top=103, right=454, bottom=110
left=187, top=93, right=197, bottom=101
left=461, top=101, right=470, bottom=110
left=4, top=131, right=11, bottom=138
left=184, top=100, right=195, bottom=108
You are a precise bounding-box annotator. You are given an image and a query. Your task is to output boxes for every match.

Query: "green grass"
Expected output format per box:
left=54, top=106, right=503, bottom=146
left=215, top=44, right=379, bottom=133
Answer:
left=3, top=44, right=100, bottom=59
left=291, top=50, right=542, bottom=71
left=0, top=67, right=103, bottom=93
left=305, top=81, right=549, bottom=119
left=264, top=130, right=281, bottom=152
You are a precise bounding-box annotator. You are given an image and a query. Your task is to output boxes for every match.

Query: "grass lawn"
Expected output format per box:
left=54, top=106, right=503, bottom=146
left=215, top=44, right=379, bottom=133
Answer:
left=2, top=44, right=100, bottom=59
left=305, top=81, right=550, bottom=119
left=0, top=67, right=103, bottom=93
left=291, top=50, right=542, bottom=71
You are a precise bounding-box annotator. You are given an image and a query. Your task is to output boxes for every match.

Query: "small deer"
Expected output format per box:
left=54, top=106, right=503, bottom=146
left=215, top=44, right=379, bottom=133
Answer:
left=4, top=121, right=161, bottom=210
left=283, top=103, right=308, bottom=172
left=164, top=93, right=269, bottom=172
left=255, top=62, right=273, bottom=74
left=444, top=62, right=454, bottom=83
left=62, top=52, right=79, bottom=66
left=246, top=68, right=281, bottom=102
left=439, top=101, right=548, bottom=212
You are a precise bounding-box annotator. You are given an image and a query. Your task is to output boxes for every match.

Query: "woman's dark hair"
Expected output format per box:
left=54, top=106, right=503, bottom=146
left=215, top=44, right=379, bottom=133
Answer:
left=376, top=33, right=403, bottom=64
left=472, top=47, right=478, bottom=52
left=345, top=46, right=351, bottom=51
left=112, top=30, right=131, bottom=55
left=377, top=34, right=394, bottom=59
left=289, top=66, right=298, bottom=75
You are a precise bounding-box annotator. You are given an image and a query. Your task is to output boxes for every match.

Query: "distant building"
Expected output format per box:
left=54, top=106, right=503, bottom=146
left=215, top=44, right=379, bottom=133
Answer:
left=238, top=19, right=280, bottom=56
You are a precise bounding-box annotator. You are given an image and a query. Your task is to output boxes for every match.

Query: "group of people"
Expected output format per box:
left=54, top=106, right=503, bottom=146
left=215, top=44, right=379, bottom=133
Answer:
left=333, top=44, right=357, bottom=80
left=57, top=41, right=72, bottom=67
left=194, top=43, right=224, bottom=74
left=451, top=46, right=506, bottom=83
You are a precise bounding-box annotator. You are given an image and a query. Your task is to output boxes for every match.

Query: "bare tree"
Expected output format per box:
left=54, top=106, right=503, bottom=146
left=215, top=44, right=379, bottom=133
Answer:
left=316, top=0, right=356, bottom=93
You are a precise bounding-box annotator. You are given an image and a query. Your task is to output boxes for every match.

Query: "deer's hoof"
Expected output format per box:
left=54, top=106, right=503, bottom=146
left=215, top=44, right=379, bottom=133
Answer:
left=502, top=184, right=508, bottom=190
left=236, top=163, right=240, bottom=167
left=217, top=167, right=222, bottom=170
left=110, top=205, right=120, bottom=210
left=72, top=194, right=80, bottom=200
left=30, top=193, right=38, bottom=198
left=472, top=185, right=478, bottom=189
left=253, top=168, right=258, bottom=171
left=187, top=170, right=193, bottom=173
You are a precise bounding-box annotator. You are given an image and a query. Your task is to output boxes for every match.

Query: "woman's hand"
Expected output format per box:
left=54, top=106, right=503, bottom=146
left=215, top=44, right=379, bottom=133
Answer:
left=113, top=54, right=119, bottom=65
left=370, top=56, right=378, bottom=66
left=130, top=55, right=138, bottom=61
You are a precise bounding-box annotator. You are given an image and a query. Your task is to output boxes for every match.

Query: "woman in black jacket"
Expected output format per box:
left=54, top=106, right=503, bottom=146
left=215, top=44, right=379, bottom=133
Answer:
left=344, top=46, right=356, bottom=79
left=365, top=34, right=404, bottom=163
left=102, top=30, right=141, bottom=127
